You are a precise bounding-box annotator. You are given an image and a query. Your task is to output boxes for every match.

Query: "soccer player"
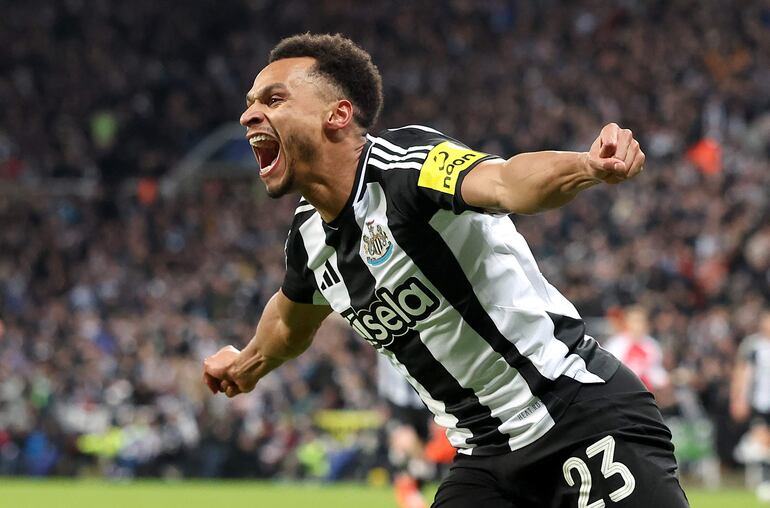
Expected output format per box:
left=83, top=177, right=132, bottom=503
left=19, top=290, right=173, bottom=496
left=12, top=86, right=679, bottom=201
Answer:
left=731, top=311, right=770, bottom=499
left=604, top=306, right=671, bottom=393
left=203, top=34, right=689, bottom=507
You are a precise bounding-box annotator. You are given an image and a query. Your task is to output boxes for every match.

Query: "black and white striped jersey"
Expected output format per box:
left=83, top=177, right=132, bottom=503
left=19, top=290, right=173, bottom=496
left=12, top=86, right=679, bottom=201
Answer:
left=281, top=125, right=619, bottom=456
left=738, top=333, right=770, bottom=412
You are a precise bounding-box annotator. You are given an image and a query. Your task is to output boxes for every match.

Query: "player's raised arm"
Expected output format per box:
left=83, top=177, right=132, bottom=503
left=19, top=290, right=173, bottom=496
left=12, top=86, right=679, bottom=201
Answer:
left=461, top=123, right=646, bottom=215
left=203, top=289, right=332, bottom=398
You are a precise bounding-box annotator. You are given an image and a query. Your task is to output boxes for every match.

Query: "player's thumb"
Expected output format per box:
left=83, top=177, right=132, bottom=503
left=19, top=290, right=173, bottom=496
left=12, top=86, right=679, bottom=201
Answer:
left=592, top=156, right=626, bottom=174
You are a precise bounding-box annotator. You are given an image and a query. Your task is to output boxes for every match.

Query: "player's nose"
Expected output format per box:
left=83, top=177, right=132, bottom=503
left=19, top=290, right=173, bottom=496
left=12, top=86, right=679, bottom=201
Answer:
left=240, top=104, right=266, bottom=127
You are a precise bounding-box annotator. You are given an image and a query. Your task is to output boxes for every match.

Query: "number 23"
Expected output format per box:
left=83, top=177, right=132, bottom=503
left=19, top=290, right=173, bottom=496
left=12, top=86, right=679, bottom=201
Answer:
left=562, top=435, right=636, bottom=508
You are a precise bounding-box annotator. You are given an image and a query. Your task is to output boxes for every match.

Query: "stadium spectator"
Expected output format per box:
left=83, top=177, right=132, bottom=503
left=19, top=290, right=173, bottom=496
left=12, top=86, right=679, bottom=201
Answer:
left=731, top=311, right=770, bottom=500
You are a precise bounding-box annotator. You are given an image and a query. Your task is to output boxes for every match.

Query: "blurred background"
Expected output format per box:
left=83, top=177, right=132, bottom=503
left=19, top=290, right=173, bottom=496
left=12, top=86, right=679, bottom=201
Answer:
left=1, top=0, right=769, bottom=501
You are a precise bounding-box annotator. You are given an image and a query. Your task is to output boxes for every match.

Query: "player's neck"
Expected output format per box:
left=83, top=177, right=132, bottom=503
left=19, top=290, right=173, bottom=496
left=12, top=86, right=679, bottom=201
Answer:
left=299, top=134, right=367, bottom=223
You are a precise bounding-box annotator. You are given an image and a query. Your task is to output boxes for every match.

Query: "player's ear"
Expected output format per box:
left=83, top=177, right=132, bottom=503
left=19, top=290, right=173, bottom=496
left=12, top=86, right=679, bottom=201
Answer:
left=325, top=99, right=354, bottom=131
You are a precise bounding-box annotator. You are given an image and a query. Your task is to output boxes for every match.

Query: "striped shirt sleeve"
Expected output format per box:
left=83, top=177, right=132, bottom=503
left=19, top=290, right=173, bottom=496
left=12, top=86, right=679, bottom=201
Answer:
left=375, top=128, right=500, bottom=216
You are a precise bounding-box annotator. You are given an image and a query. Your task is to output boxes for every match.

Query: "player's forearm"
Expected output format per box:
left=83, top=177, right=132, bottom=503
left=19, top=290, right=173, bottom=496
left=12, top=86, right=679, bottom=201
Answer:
left=229, top=291, right=321, bottom=383
left=496, top=151, right=600, bottom=214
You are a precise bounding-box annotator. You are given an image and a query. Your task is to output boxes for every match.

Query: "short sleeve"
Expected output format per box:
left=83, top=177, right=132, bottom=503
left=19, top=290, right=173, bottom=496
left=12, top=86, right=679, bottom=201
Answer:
left=280, top=224, right=327, bottom=305
left=375, top=128, right=500, bottom=217
left=415, top=138, right=499, bottom=213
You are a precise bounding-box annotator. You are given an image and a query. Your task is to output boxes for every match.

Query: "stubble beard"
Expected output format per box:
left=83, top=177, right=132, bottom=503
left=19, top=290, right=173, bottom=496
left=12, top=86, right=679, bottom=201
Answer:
left=265, top=168, right=294, bottom=198
left=265, top=130, right=318, bottom=199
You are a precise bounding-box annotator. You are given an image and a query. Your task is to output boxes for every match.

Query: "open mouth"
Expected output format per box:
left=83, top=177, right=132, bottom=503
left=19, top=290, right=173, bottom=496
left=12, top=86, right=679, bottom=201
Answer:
left=249, top=134, right=281, bottom=176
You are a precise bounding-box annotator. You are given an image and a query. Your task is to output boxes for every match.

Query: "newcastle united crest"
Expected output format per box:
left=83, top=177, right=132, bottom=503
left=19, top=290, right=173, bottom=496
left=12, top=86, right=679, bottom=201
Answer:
left=362, top=220, right=394, bottom=266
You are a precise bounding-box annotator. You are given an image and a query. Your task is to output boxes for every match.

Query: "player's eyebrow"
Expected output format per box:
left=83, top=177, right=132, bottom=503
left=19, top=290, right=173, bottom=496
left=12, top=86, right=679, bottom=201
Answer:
left=246, top=83, right=287, bottom=106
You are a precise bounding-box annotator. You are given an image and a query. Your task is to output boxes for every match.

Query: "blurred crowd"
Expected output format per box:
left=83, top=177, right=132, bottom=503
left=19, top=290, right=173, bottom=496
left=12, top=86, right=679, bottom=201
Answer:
left=0, top=184, right=383, bottom=478
left=1, top=0, right=769, bottom=479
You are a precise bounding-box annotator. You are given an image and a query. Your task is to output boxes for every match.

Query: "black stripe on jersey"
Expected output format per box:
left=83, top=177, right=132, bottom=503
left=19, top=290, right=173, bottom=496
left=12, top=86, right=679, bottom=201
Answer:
left=364, top=133, right=440, bottom=182
left=385, top=329, right=510, bottom=449
left=367, top=153, right=426, bottom=168
left=381, top=191, right=587, bottom=429
left=366, top=136, right=412, bottom=157
left=353, top=141, right=374, bottom=204
left=547, top=312, right=618, bottom=381
left=290, top=207, right=317, bottom=231
left=322, top=210, right=509, bottom=449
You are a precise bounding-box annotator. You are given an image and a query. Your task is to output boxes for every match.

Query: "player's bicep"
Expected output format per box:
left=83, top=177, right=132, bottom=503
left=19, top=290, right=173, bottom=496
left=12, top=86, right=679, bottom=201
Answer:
left=459, top=158, right=511, bottom=215
left=462, top=157, right=557, bottom=215
left=256, top=290, right=330, bottom=359
left=277, top=288, right=332, bottom=334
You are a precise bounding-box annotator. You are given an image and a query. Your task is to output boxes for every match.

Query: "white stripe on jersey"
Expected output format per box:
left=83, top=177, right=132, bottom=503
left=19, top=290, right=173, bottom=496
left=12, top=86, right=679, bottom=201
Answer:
left=379, top=348, right=471, bottom=444
left=294, top=203, right=316, bottom=215
left=429, top=210, right=605, bottom=385
left=367, top=158, right=424, bottom=171
left=369, top=146, right=428, bottom=163
left=354, top=182, right=549, bottom=453
left=298, top=212, right=470, bottom=442
left=387, top=125, right=443, bottom=134
left=366, top=134, right=434, bottom=156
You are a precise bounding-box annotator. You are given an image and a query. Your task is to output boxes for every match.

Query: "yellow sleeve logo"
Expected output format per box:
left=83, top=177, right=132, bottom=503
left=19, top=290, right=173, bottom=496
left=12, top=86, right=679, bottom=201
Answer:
left=417, top=141, right=486, bottom=195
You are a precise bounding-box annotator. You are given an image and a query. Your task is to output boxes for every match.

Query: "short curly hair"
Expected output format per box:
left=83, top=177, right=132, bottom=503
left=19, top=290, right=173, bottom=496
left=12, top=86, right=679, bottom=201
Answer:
left=269, top=33, right=383, bottom=130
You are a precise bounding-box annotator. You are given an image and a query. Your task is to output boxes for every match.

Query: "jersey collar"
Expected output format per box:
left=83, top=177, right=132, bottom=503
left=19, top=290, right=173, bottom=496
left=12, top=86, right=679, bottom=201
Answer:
left=324, top=137, right=373, bottom=230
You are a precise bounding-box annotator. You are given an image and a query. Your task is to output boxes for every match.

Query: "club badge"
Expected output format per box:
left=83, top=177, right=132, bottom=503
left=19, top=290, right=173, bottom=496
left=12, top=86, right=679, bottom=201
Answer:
left=362, top=220, right=394, bottom=266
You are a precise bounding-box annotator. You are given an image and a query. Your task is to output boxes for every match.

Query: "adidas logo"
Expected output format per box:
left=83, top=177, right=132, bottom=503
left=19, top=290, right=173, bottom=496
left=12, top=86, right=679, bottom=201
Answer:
left=319, top=260, right=341, bottom=290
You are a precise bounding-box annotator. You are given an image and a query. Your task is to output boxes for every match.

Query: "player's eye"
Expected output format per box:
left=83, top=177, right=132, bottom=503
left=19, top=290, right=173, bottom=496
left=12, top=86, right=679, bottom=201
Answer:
left=268, top=95, right=283, bottom=107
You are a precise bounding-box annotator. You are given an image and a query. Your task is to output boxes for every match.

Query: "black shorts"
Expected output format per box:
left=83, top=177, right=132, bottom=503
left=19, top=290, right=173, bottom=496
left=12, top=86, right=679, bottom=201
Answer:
left=432, top=364, right=689, bottom=508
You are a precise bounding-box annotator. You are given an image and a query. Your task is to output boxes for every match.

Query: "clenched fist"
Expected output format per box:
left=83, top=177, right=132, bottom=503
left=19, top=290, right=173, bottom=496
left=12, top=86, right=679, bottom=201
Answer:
left=203, top=345, right=257, bottom=398
left=587, top=123, right=646, bottom=184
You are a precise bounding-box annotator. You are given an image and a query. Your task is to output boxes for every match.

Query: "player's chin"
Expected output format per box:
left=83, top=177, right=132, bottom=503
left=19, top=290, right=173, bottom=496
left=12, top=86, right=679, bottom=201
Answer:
left=263, top=165, right=294, bottom=198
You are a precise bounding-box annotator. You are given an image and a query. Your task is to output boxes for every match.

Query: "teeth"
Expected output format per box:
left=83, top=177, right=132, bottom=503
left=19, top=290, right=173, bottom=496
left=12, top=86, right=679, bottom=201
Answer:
left=249, top=134, right=274, bottom=146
